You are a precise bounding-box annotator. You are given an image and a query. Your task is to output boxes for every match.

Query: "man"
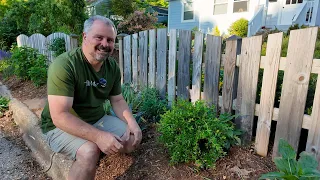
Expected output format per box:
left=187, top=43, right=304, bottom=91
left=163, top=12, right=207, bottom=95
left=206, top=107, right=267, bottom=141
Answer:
left=41, top=15, right=142, bottom=180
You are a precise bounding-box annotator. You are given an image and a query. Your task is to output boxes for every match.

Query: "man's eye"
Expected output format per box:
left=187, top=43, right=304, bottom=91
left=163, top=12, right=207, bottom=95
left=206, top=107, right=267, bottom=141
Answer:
left=96, top=37, right=102, bottom=40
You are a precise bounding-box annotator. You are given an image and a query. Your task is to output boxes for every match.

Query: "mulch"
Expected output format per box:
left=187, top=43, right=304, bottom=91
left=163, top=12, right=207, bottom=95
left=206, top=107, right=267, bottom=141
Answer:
left=1, top=76, right=277, bottom=180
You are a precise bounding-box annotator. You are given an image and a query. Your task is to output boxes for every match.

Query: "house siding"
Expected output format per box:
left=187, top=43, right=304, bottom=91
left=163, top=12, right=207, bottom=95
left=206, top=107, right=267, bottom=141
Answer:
left=168, top=1, right=199, bottom=31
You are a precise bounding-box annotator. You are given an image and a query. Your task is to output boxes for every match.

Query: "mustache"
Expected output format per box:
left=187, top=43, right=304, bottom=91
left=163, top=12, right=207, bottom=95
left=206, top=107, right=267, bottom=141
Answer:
left=97, top=45, right=112, bottom=52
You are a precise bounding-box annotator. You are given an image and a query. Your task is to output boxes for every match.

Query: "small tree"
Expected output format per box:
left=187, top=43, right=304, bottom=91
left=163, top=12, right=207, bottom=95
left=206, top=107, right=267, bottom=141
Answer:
left=211, top=26, right=221, bottom=36
left=110, top=0, right=137, bottom=18
left=228, top=18, right=248, bottom=37
left=117, top=10, right=158, bottom=34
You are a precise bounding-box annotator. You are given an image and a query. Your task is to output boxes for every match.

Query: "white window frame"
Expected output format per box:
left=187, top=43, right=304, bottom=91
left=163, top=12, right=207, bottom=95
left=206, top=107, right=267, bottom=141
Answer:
left=181, top=1, right=195, bottom=22
left=213, top=0, right=228, bottom=15
left=286, top=0, right=303, bottom=4
left=233, top=0, right=249, bottom=13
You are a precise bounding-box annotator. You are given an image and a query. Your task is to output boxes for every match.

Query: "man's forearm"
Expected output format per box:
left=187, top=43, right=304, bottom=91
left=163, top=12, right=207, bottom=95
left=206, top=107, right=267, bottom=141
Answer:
left=52, top=112, right=102, bottom=143
left=111, top=99, right=136, bottom=124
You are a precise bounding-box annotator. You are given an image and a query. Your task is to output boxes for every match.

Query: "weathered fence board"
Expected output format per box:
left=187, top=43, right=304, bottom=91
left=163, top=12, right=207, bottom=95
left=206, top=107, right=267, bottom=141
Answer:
left=123, top=35, right=131, bottom=84
left=148, top=29, right=156, bottom=87
left=16, top=34, right=28, bottom=47
left=156, top=28, right=168, bottom=98
left=255, top=32, right=283, bottom=157
left=221, top=39, right=238, bottom=114
left=132, top=34, right=138, bottom=87
left=273, top=27, right=318, bottom=157
left=168, top=29, right=177, bottom=106
left=235, top=35, right=262, bottom=145
left=28, top=34, right=47, bottom=56
left=306, top=74, right=320, bottom=165
left=191, top=32, right=203, bottom=103
left=139, top=31, right=148, bottom=87
left=177, top=30, right=191, bottom=100
left=203, top=35, right=222, bottom=109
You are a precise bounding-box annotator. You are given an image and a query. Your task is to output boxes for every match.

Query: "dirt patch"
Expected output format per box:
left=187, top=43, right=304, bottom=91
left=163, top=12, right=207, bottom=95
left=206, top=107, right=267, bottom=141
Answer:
left=1, top=76, right=277, bottom=179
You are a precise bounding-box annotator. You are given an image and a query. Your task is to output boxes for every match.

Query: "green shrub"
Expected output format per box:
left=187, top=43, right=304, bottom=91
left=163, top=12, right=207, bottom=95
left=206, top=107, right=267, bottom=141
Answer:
left=0, top=96, right=9, bottom=113
left=211, top=26, right=221, bottom=36
left=228, top=18, right=248, bottom=37
left=260, top=139, right=320, bottom=180
left=158, top=99, right=241, bottom=168
left=48, top=38, right=66, bottom=57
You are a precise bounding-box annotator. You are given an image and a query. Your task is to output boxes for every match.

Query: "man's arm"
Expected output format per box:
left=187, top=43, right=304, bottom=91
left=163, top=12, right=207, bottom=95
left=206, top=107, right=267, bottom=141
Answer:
left=109, top=94, right=142, bottom=146
left=48, top=95, right=123, bottom=155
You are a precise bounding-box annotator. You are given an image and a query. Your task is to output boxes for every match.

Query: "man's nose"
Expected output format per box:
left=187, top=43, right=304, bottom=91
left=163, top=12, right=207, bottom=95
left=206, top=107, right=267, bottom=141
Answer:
left=101, top=39, right=109, bottom=47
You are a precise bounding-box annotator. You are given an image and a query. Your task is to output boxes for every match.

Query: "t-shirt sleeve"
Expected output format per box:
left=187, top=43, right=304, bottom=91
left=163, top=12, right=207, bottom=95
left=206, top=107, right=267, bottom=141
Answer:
left=109, top=62, right=122, bottom=96
left=47, top=58, right=74, bottom=97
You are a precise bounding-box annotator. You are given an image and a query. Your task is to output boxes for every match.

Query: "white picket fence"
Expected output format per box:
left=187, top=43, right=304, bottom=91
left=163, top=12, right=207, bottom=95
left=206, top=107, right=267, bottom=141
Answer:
left=16, top=33, right=78, bottom=63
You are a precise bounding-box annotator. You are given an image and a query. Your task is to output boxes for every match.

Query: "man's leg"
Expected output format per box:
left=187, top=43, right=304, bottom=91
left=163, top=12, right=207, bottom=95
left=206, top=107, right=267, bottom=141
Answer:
left=68, top=142, right=100, bottom=180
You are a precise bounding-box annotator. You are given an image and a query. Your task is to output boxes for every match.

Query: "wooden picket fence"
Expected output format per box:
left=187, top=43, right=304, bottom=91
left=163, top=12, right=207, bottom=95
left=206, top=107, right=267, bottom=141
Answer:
left=16, top=33, right=78, bottom=63
left=118, top=27, right=320, bottom=163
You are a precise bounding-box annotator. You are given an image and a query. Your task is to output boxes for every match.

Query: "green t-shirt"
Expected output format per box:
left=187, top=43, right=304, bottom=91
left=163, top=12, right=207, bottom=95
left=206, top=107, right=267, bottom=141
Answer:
left=41, top=47, right=121, bottom=133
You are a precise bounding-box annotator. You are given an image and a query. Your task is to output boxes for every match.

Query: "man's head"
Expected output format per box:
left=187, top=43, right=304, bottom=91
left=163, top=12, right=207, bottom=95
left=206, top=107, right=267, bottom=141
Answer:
left=82, top=15, right=117, bottom=62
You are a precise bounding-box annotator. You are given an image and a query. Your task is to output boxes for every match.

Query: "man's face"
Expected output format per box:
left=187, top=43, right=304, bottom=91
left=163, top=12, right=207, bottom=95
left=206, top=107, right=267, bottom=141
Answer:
left=82, top=20, right=116, bottom=62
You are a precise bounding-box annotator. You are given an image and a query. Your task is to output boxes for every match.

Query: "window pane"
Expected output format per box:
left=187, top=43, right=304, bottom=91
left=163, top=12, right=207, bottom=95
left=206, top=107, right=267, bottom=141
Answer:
left=215, top=0, right=228, bottom=3
left=269, top=0, right=277, bottom=2
left=214, top=4, right=228, bottom=15
left=298, top=0, right=303, bottom=3
left=292, top=0, right=297, bottom=4
left=233, top=2, right=248, bottom=13
left=184, top=11, right=194, bottom=20
left=184, top=2, right=193, bottom=12
left=286, top=0, right=291, bottom=4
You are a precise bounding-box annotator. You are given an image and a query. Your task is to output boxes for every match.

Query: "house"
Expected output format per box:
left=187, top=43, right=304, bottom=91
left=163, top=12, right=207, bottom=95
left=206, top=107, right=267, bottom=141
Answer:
left=86, top=0, right=168, bottom=24
left=168, top=0, right=320, bottom=36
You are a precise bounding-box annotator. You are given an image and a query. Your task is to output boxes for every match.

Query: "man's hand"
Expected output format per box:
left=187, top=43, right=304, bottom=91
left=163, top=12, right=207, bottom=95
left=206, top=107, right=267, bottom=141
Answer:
left=128, top=121, right=142, bottom=147
left=95, top=131, right=123, bottom=156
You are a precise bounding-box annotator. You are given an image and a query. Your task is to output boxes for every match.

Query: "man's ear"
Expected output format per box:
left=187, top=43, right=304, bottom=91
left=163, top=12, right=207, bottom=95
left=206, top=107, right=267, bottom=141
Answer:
left=82, top=32, right=86, bottom=40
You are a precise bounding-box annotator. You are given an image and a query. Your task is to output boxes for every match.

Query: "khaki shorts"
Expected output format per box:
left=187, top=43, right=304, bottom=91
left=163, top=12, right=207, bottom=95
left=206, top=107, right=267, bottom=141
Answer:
left=45, top=115, right=127, bottom=160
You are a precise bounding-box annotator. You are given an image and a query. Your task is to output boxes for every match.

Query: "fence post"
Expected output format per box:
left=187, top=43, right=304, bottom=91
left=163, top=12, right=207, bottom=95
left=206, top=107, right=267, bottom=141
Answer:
left=69, top=34, right=79, bottom=50
left=117, top=33, right=127, bottom=84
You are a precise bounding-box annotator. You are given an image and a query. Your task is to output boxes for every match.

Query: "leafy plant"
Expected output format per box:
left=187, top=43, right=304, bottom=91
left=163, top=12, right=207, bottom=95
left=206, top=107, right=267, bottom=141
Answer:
left=211, top=26, right=221, bottom=36
left=260, top=139, right=320, bottom=180
left=228, top=18, right=248, bottom=37
left=158, top=99, right=241, bottom=168
left=48, top=37, right=66, bottom=57
left=0, top=96, right=9, bottom=113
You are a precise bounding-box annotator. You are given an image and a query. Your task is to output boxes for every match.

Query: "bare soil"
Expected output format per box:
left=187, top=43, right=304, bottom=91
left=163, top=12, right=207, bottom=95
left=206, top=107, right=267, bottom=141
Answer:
left=1, top=76, right=277, bottom=180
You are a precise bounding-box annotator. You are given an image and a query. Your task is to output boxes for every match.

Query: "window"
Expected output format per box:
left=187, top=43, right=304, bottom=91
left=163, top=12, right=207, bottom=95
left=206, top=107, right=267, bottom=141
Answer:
left=214, top=0, right=228, bottom=15
left=183, top=1, right=194, bottom=21
left=233, top=0, right=249, bottom=13
left=286, top=0, right=303, bottom=4
left=269, top=0, right=277, bottom=2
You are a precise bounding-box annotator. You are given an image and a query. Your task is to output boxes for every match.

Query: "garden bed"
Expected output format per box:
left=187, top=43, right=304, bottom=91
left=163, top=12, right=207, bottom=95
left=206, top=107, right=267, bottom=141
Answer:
left=1, top=76, right=276, bottom=180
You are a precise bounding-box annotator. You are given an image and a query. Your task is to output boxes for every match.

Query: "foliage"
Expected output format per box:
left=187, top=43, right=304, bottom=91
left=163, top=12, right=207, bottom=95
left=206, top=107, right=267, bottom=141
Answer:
left=0, top=96, right=9, bottom=113
left=260, top=139, right=320, bottom=180
left=158, top=99, right=241, bottom=168
left=211, top=26, right=221, bottom=36
left=9, top=46, right=48, bottom=86
left=228, top=18, right=248, bottom=37
left=48, top=38, right=66, bottom=58
left=109, top=0, right=137, bottom=18
left=0, top=50, right=11, bottom=60
left=135, top=0, right=168, bottom=8
left=117, top=10, right=158, bottom=34
left=0, top=0, right=87, bottom=49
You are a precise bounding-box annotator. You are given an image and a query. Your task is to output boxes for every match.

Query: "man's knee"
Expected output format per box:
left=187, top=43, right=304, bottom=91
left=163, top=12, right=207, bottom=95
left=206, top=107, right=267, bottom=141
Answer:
left=76, top=142, right=100, bottom=163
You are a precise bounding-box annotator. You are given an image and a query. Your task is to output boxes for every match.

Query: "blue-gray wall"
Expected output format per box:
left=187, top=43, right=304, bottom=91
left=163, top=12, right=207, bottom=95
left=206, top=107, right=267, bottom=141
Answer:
left=168, top=1, right=199, bottom=30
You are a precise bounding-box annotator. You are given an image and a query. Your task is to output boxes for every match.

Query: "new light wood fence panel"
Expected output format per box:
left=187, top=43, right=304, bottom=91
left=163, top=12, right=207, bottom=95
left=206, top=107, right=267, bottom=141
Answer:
left=273, top=27, right=318, bottom=157
left=17, top=34, right=28, bottom=47
left=132, top=34, right=138, bottom=86
left=123, top=35, right=131, bottom=83
left=203, top=35, right=222, bottom=109
left=235, top=35, right=262, bottom=145
left=47, top=33, right=71, bottom=62
left=191, top=32, right=203, bottom=103
left=149, top=29, right=156, bottom=87
left=139, top=31, right=148, bottom=87
left=177, top=30, right=191, bottom=100
left=255, top=32, right=283, bottom=157
left=221, top=39, right=238, bottom=114
left=168, top=29, right=177, bottom=106
left=28, top=34, right=47, bottom=55
left=156, top=28, right=168, bottom=98
left=306, top=74, right=320, bottom=165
